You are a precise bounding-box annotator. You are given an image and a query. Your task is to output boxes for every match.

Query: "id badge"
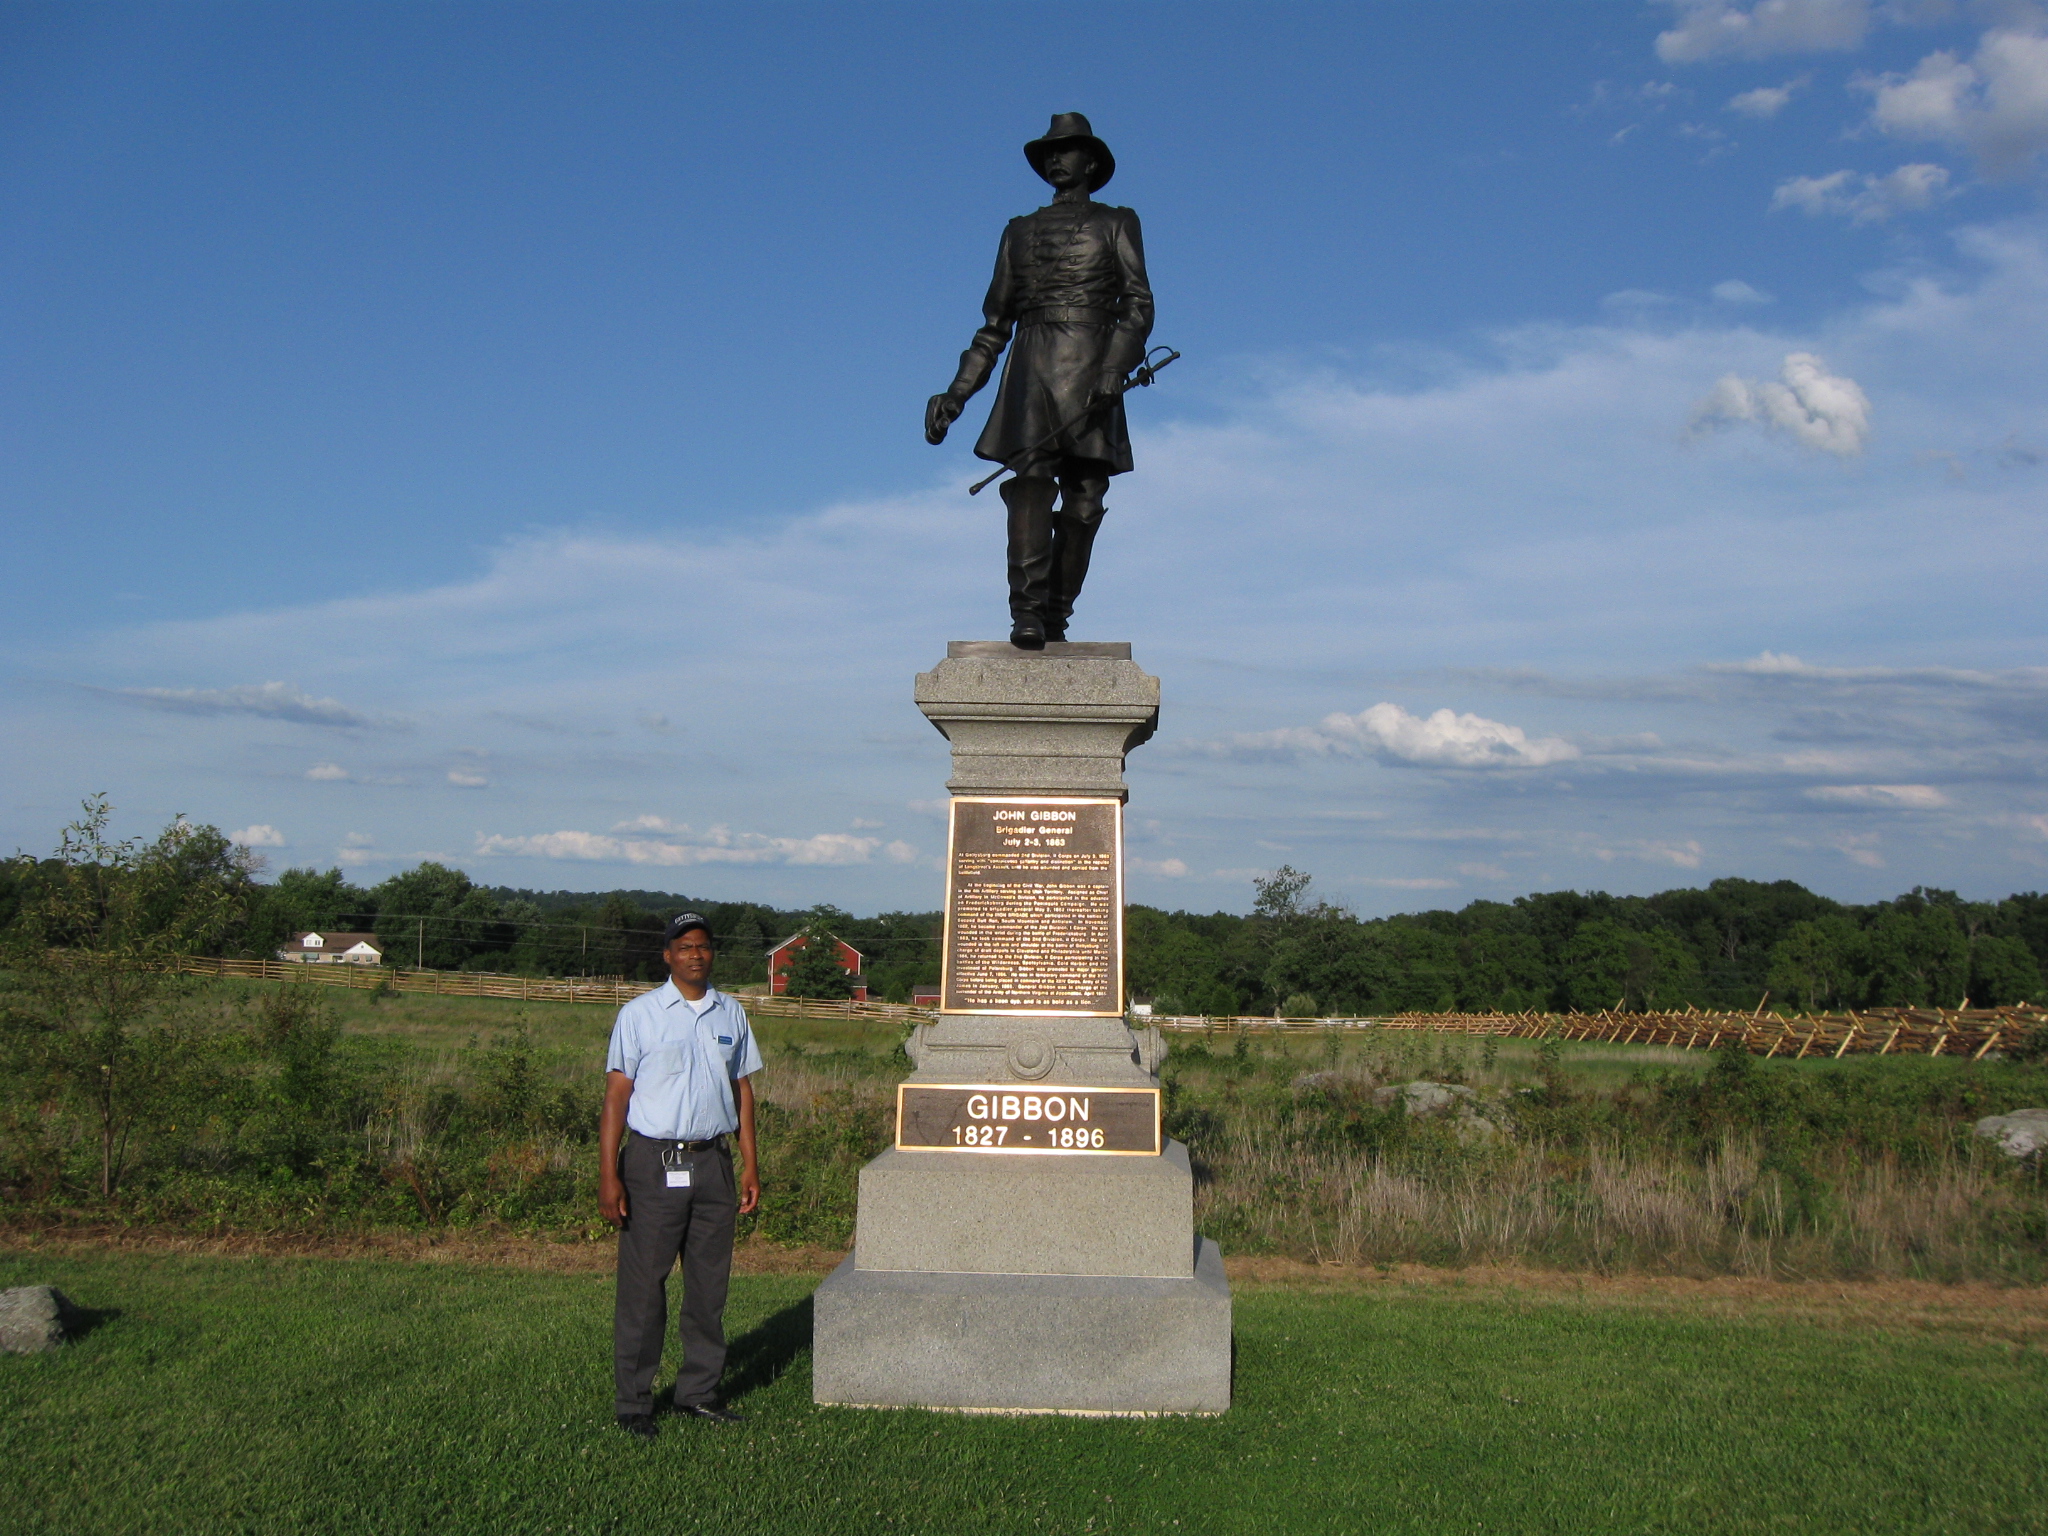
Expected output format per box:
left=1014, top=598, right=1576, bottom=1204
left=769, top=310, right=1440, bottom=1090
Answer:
left=665, top=1169, right=691, bottom=1189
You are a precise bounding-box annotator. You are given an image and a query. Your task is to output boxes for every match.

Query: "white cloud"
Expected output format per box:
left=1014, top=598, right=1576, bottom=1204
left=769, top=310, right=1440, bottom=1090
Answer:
left=1129, top=857, right=1191, bottom=878
left=1862, top=27, right=2048, bottom=174
left=1690, top=352, right=1872, bottom=454
left=476, top=824, right=885, bottom=867
left=1221, top=703, right=1580, bottom=769
left=1457, top=862, right=1510, bottom=879
left=1711, top=279, right=1774, bottom=304
left=1657, top=0, right=1870, bottom=64
left=306, top=762, right=350, bottom=781
left=1594, top=839, right=1707, bottom=868
left=102, top=681, right=381, bottom=728
left=1770, top=163, right=1952, bottom=222
left=1805, top=782, right=1951, bottom=807
left=446, top=770, right=489, bottom=787
left=884, top=840, right=919, bottom=863
left=336, top=833, right=382, bottom=868
left=228, top=824, right=286, bottom=848
left=1728, top=76, right=1809, bottom=116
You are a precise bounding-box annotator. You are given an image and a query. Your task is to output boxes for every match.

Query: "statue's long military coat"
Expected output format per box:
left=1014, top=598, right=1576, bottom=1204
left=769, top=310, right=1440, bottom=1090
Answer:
left=946, top=197, right=1155, bottom=475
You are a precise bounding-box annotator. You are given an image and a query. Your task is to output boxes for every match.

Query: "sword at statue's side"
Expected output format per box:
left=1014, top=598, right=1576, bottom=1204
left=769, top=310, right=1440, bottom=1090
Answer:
left=967, top=346, right=1181, bottom=496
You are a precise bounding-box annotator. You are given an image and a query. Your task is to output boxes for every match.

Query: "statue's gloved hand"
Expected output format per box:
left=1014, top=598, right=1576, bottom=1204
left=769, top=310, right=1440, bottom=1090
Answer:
left=925, top=392, right=966, bottom=445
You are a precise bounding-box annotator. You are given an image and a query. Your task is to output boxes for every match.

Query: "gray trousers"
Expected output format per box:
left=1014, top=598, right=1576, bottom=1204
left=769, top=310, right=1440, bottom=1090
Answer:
left=613, top=1132, right=738, bottom=1415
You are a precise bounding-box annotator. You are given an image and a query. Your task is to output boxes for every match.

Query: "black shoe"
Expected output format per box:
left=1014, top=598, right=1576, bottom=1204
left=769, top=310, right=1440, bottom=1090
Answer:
left=615, top=1412, right=659, bottom=1440
left=676, top=1401, right=745, bottom=1424
left=1010, top=615, right=1046, bottom=650
left=1043, top=625, right=1067, bottom=643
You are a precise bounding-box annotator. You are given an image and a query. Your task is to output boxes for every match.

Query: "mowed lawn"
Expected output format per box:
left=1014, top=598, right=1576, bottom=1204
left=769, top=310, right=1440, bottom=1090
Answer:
left=3, top=1252, right=2044, bottom=1535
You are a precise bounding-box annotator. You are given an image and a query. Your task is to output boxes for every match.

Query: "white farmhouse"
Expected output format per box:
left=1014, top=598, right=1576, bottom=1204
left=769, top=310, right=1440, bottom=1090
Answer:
left=279, top=931, right=384, bottom=966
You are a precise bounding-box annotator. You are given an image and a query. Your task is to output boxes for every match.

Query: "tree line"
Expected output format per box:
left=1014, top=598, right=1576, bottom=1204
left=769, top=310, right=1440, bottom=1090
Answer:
left=0, top=801, right=944, bottom=998
left=5, top=802, right=2046, bottom=1013
left=1125, top=866, right=2048, bottom=1018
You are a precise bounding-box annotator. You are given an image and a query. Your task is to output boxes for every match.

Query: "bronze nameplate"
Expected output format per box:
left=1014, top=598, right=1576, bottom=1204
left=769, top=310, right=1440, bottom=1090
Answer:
left=895, top=1083, right=1161, bottom=1155
left=941, top=796, right=1122, bottom=1015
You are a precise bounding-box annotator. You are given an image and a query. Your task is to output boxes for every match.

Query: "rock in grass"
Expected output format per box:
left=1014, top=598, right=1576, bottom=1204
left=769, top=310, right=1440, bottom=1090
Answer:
left=1974, top=1108, right=2048, bottom=1160
left=0, top=1286, right=73, bottom=1355
left=1372, top=1081, right=1505, bottom=1143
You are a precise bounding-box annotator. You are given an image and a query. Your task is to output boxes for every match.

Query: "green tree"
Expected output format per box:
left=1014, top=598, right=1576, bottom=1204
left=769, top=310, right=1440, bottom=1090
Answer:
left=0, top=798, right=244, bottom=1195
left=782, top=906, right=857, bottom=999
left=1561, top=920, right=1701, bottom=1011
left=1968, top=934, right=2042, bottom=1006
left=242, top=866, right=368, bottom=958
left=370, top=863, right=504, bottom=970
left=1765, top=917, right=1862, bottom=1011
left=1456, top=928, right=1551, bottom=1011
left=1861, top=903, right=1969, bottom=1007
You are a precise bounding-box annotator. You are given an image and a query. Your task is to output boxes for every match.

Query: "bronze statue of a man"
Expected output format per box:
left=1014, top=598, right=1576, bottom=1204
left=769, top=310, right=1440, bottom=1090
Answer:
left=926, top=113, right=1155, bottom=649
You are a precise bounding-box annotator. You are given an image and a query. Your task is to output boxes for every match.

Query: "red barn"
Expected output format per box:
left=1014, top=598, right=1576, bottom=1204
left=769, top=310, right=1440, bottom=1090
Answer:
left=766, top=933, right=868, bottom=1002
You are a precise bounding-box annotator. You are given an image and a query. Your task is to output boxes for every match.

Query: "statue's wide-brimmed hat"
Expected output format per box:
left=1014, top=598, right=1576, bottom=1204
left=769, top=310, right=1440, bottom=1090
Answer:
left=1025, top=112, right=1115, bottom=192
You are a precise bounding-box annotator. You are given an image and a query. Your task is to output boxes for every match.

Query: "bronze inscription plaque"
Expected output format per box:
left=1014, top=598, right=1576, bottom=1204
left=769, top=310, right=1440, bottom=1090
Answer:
left=941, top=796, right=1122, bottom=1015
left=896, top=1083, right=1161, bottom=1155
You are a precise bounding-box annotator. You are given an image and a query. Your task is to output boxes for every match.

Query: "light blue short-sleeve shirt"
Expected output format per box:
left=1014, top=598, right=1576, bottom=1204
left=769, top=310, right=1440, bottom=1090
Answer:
left=605, top=982, right=763, bottom=1141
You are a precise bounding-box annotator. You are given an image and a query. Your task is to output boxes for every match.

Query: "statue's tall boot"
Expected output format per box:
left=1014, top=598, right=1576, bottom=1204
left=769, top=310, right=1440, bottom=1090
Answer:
left=1046, top=471, right=1110, bottom=641
left=1046, top=510, right=1105, bottom=641
left=1001, top=475, right=1058, bottom=648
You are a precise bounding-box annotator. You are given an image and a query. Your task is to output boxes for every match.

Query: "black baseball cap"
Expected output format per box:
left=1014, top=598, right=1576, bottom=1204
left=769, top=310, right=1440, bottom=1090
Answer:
left=663, top=913, right=712, bottom=944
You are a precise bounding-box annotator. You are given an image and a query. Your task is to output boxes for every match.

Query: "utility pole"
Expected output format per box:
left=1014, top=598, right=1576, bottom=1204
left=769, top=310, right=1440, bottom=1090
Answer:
left=417, top=917, right=424, bottom=970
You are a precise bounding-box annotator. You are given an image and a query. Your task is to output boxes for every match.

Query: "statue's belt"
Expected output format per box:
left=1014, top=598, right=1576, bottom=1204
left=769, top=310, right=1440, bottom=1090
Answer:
left=1018, top=305, right=1117, bottom=327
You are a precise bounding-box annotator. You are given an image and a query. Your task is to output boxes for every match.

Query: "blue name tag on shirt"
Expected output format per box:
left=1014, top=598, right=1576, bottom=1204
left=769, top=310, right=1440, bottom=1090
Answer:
left=717, top=1035, right=732, bottom=1045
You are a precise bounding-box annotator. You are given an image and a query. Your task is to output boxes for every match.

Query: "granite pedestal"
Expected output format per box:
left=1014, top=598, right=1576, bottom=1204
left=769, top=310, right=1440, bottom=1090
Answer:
left=810, top=643, right=1231, bottom=1414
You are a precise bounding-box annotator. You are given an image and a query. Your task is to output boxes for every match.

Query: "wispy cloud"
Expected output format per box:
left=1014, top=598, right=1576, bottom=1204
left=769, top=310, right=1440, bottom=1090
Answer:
left=476, top=824, right=888, bottom=868
left=98, top=681, right=387, bottom=729
left=1204, top=703, right=1580, bottom=769
left=1656, top=0, right=1871, bottom=65
left=1770, top=164, right=1952, bottom=223
left=228, top=824, right=287, bottom=848
left=1728, top=75, right=1809, bottom=117
left=1806, top=783, right=1951, bottom=807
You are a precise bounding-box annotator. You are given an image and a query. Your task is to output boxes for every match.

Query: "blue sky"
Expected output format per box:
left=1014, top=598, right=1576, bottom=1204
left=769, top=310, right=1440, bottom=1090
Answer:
left=6, top=0, right=2048, bottom=915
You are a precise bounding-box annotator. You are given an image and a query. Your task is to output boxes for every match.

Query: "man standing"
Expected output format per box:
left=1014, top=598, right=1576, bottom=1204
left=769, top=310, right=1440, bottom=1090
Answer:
left=600, top=913, right=762, bottom=1437
left=926, top=113, right=1155, bottom=649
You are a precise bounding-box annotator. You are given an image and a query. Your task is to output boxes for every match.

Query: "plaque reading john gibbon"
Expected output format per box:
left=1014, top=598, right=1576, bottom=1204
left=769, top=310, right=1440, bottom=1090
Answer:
left=941, top=796, right=1122, bottom=1015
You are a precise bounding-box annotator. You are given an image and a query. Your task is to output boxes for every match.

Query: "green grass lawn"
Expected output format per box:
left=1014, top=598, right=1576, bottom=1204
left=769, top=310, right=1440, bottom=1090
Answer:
left=4, top=1251, right=2043, bottom=1534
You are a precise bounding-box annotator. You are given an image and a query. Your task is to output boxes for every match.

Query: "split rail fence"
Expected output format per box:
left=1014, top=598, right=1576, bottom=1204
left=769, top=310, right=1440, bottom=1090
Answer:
left=1147, top=1004, right=2048, bottom=1061
left=167, top=956, right=2044, bottom=1058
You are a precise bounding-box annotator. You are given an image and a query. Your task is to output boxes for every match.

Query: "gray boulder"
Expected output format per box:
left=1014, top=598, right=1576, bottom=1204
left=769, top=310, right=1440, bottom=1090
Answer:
left=1290, top=1070, right=1356, bottom=1099
left=0, top=1286, right=74, bottom=1355
left=1974, top=1108, right=2048, bottom=1160
left=1372, top=1080, right=1504, bottom=1142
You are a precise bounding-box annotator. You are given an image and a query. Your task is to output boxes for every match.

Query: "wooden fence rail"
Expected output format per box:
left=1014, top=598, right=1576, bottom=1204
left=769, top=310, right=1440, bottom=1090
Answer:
left=163, top=957, right=2045, bottom=1057
left=1146, top=1004, right=2048, bottom=1060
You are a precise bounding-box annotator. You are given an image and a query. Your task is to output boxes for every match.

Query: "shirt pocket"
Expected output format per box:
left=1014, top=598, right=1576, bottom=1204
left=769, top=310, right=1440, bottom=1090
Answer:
left=638, top=1044, right=689, bottom=1084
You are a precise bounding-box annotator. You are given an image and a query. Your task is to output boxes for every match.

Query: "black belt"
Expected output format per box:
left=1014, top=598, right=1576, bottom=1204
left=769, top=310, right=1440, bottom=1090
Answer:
left=1020, top=306, right=1115, bottom=326
left=633, top=1130, right=725, bottom=1152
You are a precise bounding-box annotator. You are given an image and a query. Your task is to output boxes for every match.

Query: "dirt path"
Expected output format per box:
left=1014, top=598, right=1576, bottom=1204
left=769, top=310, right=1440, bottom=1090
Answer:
left=9, top=1226, right=2045, bottom=1345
